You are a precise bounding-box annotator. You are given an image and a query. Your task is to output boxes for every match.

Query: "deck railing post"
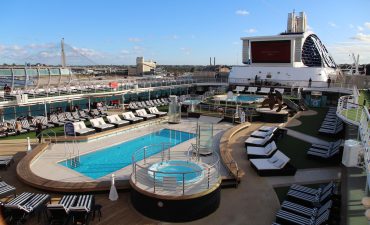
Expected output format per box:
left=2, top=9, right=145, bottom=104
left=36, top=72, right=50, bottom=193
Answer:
left=182, top=174, right=185, bottom=195
left=143, top=147, right=146, bottom=164
left=134, top=164, right=137, bottom=184
left=207, top=168, right=210, bottom=189
left=153, top=171, right=156, bottom=193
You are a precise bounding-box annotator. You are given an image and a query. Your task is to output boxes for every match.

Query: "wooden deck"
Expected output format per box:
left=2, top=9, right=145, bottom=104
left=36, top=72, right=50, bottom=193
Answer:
left=16, top=144, right=131, bottom=192
left=219, top=122, right=253, bottom=181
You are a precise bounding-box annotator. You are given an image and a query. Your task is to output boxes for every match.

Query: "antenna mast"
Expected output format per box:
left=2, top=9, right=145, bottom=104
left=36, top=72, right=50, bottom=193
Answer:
left=61, top=38, right=66, bottom=68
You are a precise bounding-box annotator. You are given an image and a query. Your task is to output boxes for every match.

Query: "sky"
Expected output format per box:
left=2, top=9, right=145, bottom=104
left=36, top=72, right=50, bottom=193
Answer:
left=0, top=0, right=369, bottom=65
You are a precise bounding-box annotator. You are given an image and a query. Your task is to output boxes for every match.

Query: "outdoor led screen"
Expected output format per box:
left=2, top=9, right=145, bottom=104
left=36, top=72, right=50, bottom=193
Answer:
left=251, top=40, right=291, bottom=63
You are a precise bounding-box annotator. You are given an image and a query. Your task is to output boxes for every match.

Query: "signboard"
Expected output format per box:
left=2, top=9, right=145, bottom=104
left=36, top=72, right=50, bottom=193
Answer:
left=64, top=122, right=75, bottom=136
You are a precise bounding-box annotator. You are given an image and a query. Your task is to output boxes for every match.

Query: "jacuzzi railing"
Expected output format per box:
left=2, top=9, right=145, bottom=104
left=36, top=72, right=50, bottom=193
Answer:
left=131, top=143, right=221, bottom=196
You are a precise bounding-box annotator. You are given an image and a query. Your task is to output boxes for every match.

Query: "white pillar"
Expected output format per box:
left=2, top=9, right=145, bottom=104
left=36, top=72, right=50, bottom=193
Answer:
left=27, top=137, right=32, bottom=151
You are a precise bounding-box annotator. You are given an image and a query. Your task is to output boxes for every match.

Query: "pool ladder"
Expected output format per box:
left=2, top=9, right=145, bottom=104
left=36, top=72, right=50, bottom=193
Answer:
left=69, top=155, right=80, bottom=168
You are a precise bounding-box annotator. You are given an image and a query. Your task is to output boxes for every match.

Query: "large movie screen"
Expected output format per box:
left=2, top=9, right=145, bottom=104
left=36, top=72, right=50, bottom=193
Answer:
left=251, top=40, right=291, bottom=63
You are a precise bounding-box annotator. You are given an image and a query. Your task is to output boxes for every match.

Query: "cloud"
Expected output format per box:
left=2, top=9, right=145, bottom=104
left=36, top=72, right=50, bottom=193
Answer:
left=349, top=24, right=354, bottom=29
left=307, top=24, right=314, bottom=32
left=365, top=22, right=370, bottom=30
left=328, top=22, right=338, bottom=28
left=351, top=33, right=370, bottom=42
left=245, top=28, right=257, bottom=33
left=180, top=47, right=191, bottom=55
left=128, top=37, right=142, bottom=43
left=327, top=42, right=370, bottom=63
left=357, top=26, right=364, bottom=31
left=235, top=10, right=249, bottom=16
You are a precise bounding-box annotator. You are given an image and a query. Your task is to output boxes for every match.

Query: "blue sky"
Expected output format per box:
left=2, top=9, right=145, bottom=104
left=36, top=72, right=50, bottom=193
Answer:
left=0, top=0, right=369, bottom=65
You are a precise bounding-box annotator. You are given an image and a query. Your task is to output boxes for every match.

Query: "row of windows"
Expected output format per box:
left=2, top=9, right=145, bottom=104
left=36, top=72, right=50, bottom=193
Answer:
left=0, top=68, right=71, bottom=76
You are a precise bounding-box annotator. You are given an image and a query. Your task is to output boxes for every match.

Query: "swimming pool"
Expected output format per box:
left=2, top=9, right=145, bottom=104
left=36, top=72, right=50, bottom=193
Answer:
left=148, top=160, right=203, bottom=183
left=214, top=95, right=263, bottom=103
left=182, top=99, right=201, bottom=105
left=59, top=129, right=196, bottom=179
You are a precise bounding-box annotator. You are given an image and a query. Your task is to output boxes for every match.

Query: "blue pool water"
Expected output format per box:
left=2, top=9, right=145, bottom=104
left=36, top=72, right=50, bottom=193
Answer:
left=233, top=95, right=263, bottom=103
left=59, top=129, right=196, bottom=179
left=148, top=160, right=203, bottom=183
left=182, top=99, right=201, bottom=105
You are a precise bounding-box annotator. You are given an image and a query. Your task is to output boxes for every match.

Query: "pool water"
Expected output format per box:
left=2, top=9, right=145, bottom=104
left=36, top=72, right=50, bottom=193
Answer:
left=183, top=99, right=201, bottom=105
left=148, top=160, right=203, bottom=183
left=232, top=95, right=263, bottom=103
left=59, top=129, right=196, bottom=179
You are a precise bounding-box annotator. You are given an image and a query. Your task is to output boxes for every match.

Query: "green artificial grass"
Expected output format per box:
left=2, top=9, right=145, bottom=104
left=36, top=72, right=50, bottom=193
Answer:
left=341, top=108, right=363, bottom=122
left=0, top=126, right=65, bottom=140
left=359, top=89, right=370, bottom=107
left=277, top=135, right=341, bottom=169
left=289, top=107, right=338, bottom=141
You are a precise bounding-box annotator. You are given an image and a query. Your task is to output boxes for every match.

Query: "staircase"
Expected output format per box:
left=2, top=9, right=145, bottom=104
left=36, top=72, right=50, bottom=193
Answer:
left=283, top=97, right=300, bottom=112
left=221, top=177, right=239, bottom=188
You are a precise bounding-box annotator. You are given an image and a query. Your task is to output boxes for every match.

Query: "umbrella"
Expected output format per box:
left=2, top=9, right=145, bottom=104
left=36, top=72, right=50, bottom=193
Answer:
left=109, top=174, right=118, bottom=201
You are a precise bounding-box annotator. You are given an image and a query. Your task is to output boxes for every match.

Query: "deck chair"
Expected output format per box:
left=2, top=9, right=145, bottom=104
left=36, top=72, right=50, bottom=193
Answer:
left=89, top=118, right=114, bottom=132
left=148, top=107, right=167, bottom=117
left=47, top=195, right=78, bottom=225
left=122, top=112, right=143, bottom=123
left=0, top=155, right=15, bottom=169
left=106, top=115, right=130, bottom=127
left=245, top=87, right=258, bottom=94
left=135, top=109, right=156, bottom=120
left=281, top=199, right=332, bottom=218
left=69, top=195, right=94, bottom=225
left=79, top=110, right=92, bottom=119
left=246, top=141, right=277, bottom=158
left=0, top=181, right=16, bottom=198
left=37, top=116, right=55, bottom=128
left=276, top=208, right=330, bottom=225
left=289, top=182, right=335, bottom=196
left=64, top=112, right=79, bottom=122
left=249, top=150, right=296, bottom=176
left=286, top=189, right=333, bottom=207
left=72, top=111, right=86, bottom=121
left=49, top=114, right=65, bottom=126
left=8, top=120, right=28, bottom=134
left=57, top=114, right=68, bottom=124
left=258, top=87, right=271, bottom=94
left=21, top=119, right=35, bottom=132
left=73, top=122, right=95, bottom=136
left=245, top=133, right=274, bottom=147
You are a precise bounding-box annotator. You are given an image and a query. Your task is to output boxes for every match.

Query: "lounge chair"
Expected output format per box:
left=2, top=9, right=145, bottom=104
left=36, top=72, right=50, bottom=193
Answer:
left=64, top=112, right=79, bottom=122
left=135, top=109, right=156, bottom=120
left=0, top=181, right=16, bottom=198
left=249, top=150, right=296, bottom=176
left=145, top=100, right=154, bottom=107
left=286, top=189, right=333, bottom=207
left=153, top=99, right=163, bottom=106
left=274, top=88, right=284, bottom=95
left=148, top=107, right=167, bottom=117
left=5, top=192, right=51, bottom=224
left=245, top=86, right=258, bottom=94
left=8, top=120, right=28, bottom=134
left=69, top=195, right=94, bottom=225
left=21, top=119, right=35, bottom=132
left=276, top=208, right=330, bottom=225
left=37, top=116, right=55, bottom=128
left=79, top=110, right=91, bottom=119
left=258, top=87, right=271, bottom=94
left=245, top=133, right=274, bottom=147
left=246, top=141, right=277, bottom=158
left=281, top=199, right=332, bottom=218
left=289, top=182, right=335, bottom=196
left=57, top=114, right=68, bottom=124
left=73, top=122, right=95, bottom=136
left=89, top=118, right=114, bottom=132
left=72, top=111, right=86, bottom=121
left=106, top=115, right=130, bottom=127
left=128, top=102, right=139, bottom=110
left=0, top=156, right=15, bottom=169
left=122, top=112, right=144, bottom=123
left=50, top=114, right=65, bottom=127
left=233, top=86, right=245, bottom=93
left=91, top=109, right=102, bottom=118
left=47, top=195, right=78, bottom=225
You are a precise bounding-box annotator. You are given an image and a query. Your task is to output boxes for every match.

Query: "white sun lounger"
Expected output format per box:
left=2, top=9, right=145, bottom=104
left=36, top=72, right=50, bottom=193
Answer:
left=245, top=87, right=258, bottom=94
left=258, top=87, right=271, bottom=94
left=249, top=150, right=295, bottom=176
left=135, top=109, right=156, bottom=120
left=106, top=114, right=130, bottom=127
left=73, top=122, right=95, bottom=136
left=148, top=107, right=167, bottom=117
left=122, top=112, right=144, bottom=123
left=89, top=118, right=114, bottom=132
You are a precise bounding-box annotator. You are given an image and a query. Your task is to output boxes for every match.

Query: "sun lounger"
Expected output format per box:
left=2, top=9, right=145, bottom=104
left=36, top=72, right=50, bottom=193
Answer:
left=122, top=112, right=144, bottom=123
left=72, top=111, right=85, bottom=121
left=0, top=181, right=16, bottom=198
left=148, top=107, right=167, bottom=117
left=21, top=119, right=35, bottom=132
left=290, top=182, right=335, bottom=196
left=276, top=208, right=330, bottom=225
left=106, top=114, right=130, bottom=127
left=135, top=109, right=156, bottom=120
left=57, top=114, right=68, bottom=124
left=79, top=110, right=91, bottom=119
left=233, top=86, right=245, bottom=93
left=73, top=122, right=95, bottom=136
left=37, top=116, right=55, bottom=128
left=245, top=133, right=274, bottom=147
left=286, top=189, right=333, bottom=207
left=89, top=118, right=114, bottom=132
left=69, top=195, right=94, bottom=225
left=274, top=88, right=284, bottom=95
left=245, top=87, right=258, bottom=94
left=47, top=195, right=78, bottom=225
left=249, top=150, right=296, bottom=176
left=258, top=87, right=271, bottom=94
left=281, top=200, right=332, bottom=218
left=247, top=141, right=277, bottom=158
left=8, top=120, right=28, bottom=134
left=64, top=112, right=79, bottom=122
left=50, top=114, right=65, bottom=127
